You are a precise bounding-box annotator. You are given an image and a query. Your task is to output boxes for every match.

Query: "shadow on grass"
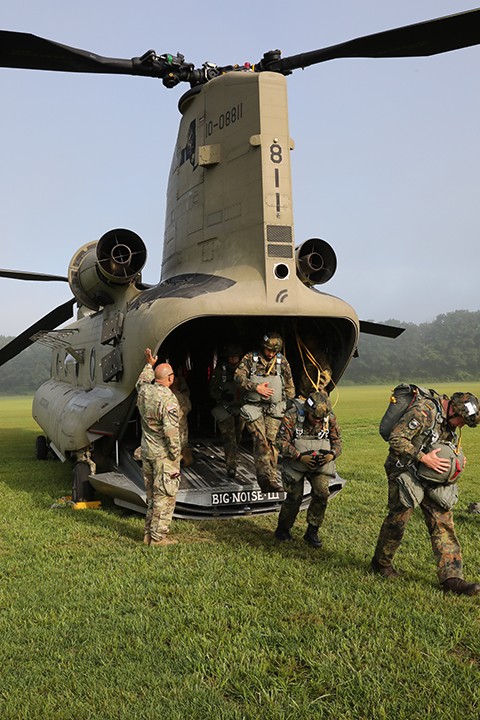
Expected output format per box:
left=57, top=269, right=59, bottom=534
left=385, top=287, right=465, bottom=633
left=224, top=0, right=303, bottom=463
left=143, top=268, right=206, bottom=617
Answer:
left=194, top=513, right=366, bottom=573
left=1, top=428, right=143, bottom=542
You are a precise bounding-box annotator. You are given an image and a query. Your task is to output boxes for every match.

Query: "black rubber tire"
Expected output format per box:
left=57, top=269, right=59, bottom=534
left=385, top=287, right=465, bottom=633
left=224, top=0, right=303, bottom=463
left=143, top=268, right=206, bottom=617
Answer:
left=35, top=435, right=48, bottom=460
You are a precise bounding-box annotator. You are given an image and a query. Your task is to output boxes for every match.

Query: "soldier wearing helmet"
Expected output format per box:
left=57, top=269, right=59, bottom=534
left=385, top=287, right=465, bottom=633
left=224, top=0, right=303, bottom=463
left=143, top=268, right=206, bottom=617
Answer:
left=209, top=342, right=245, bottom=479
left=275, top=390, right=342, bottom=547
left=372, top=388, right=480, bottom=596
left=234, top=332, right=295, bottom=492
left=448, top=392, right=480, bottom=428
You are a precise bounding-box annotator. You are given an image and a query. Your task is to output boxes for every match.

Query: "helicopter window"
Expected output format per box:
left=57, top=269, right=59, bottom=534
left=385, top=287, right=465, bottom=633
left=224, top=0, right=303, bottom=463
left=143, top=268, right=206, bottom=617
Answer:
left=89, top=348, right=96, bottom=381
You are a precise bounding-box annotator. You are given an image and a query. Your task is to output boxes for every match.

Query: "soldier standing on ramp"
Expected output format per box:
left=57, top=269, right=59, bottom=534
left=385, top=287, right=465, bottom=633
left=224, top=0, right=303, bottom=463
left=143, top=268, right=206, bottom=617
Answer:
left=234, top=332, right=295, bottom=492
left=209, top=342, right=245, bottom=479
left=136, top=348, right=181, bottom=547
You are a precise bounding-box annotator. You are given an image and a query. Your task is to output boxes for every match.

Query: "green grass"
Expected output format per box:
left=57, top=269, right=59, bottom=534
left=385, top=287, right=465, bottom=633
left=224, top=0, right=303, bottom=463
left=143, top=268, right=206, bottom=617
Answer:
left=0, top=387, right=479, bottom=720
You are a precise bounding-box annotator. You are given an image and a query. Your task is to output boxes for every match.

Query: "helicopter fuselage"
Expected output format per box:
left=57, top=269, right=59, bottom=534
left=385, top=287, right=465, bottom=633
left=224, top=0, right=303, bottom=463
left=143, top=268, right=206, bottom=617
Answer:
left=30, top=70, right=357, bottom=515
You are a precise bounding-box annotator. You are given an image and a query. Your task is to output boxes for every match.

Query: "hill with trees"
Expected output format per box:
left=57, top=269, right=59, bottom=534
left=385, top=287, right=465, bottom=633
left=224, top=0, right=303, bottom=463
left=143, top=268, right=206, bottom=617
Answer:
left=342, top=310, right=480, bottom=384
left=1, top=309, right=479, bottom=393
left=0, top=340, right=51, bottom=394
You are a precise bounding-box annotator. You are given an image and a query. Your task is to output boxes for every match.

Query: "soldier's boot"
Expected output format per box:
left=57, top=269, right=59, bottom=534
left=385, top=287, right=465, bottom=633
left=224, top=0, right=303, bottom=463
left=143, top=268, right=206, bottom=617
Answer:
left=268, top=479, right=284, bottom=492
left=143, top=533, right=151, bottom=545
left=303, top=524, right=322, bottom=549
left=370, top=559, right=400, bottom=578
left=227, top=467, right=236, bottom=479
left=150, top=537, right=179, bottom=547
left=257, top=475, right=270, bottom=492
left=274, top=523, right=293, bottom=542
left=181, top=446, right=194, bottom=467
left=257, top=475, right=281, bottom=492
left=442, top=577, right=480, bottom=596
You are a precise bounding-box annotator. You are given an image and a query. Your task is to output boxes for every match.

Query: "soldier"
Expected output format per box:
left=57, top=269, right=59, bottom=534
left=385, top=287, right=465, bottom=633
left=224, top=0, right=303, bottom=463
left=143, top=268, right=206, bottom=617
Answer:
left=372, top=390, right=480, bottom=596
left=209, top=343, right=245, bottom=479
left=234, top=331, right=295, bottom=492
left=136, top=348, right=182, bottom=547
left=171, top=370, right=193, bottom=466
left=275, top=391, right=342, bottom=547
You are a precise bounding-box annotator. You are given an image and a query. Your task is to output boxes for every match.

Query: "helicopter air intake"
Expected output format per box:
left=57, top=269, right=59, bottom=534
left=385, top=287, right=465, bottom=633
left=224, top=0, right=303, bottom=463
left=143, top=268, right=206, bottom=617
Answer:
left=68, top=229, right=147, bottom=311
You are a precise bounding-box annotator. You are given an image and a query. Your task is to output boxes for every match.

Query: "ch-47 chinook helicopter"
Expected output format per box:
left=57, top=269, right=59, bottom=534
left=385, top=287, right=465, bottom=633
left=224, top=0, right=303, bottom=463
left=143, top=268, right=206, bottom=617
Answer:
left=1, top=8, right=479, bottom=518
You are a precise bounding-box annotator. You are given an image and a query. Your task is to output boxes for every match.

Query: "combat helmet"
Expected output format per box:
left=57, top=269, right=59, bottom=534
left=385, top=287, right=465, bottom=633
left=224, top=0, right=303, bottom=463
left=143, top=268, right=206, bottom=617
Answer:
left=262, top=331, right=283, bottom=352
left=449, top=392, right=480, bottom=427
left=305, top=390, right=331, bottom=419
left=224, top=342, right=242, bottom=358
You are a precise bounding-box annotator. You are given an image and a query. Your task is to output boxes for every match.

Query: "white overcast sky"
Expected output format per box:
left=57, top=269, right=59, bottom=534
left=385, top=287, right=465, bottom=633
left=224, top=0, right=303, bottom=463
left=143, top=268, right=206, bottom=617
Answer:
left=1, top=0, right=479, bottom=336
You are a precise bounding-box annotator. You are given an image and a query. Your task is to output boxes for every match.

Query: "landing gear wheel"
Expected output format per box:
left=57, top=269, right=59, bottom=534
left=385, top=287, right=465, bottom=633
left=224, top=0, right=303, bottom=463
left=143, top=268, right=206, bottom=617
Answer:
left=35, top=435, right=48, bottom=460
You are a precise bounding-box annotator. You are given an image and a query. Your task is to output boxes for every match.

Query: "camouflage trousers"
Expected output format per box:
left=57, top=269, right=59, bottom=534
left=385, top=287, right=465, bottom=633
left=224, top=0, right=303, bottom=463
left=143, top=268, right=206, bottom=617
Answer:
left=373, top=475, right=463, bottom=583
left=278, top=470, right=329, bottom=529
left=245, top=415, right=281, bottom=490
left=142, top=456, right=180, bottom=542
left=217, top=414, right=245, bottom=472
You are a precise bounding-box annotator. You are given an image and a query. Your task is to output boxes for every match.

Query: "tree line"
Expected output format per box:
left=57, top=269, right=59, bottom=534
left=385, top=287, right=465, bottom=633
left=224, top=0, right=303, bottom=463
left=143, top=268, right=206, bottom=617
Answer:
left=341, top=310, right=480, bottom=384
left=1, top=309, right=479, bottom=393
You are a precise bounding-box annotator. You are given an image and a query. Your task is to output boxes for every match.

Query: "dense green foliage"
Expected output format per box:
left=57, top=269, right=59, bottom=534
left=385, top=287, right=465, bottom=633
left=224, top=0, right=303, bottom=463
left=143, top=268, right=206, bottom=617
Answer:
left=0, top=338, right=51, bottom=393
left=1, top=389, right=479, bottom=719
left=342, top=310, right=480, bottom=384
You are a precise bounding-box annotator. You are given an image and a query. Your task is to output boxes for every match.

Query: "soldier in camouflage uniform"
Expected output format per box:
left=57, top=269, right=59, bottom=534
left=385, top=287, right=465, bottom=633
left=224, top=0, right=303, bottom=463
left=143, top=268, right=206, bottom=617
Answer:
left=234, top=332, right=295, bottom=492
left=136, top=348, right=181, bottom=547
left=209, top=343, right=245, bottom=479
left=372, top=390, right=480, bottom=596
left=275, top=391, right=342, bottom=547
left=171, top=371, right=193, bottom=466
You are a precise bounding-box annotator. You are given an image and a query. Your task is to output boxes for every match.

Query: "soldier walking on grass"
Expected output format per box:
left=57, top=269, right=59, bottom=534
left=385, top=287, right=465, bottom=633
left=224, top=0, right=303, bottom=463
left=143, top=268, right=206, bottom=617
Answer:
left=136, top=348, right=181, bottom=547
left=275, top=391, right=342, bottom=548
left=372, top=389, right=480, bottom=596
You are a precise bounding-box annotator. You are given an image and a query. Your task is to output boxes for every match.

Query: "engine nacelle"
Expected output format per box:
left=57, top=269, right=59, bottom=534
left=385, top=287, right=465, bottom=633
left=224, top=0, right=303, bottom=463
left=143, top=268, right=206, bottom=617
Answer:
left=295, top=238, right=337, bottom=287
left=68, top=229, right=147, bottom=310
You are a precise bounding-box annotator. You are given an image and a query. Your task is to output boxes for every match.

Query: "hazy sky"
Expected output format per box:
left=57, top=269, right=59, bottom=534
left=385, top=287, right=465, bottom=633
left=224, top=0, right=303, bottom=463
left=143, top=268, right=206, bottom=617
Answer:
left=1, top=1, right=479, bottom=336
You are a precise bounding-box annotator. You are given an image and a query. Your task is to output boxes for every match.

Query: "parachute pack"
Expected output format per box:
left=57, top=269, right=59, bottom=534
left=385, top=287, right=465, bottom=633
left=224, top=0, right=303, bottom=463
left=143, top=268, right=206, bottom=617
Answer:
left=379, top=383, right=442, bottom=441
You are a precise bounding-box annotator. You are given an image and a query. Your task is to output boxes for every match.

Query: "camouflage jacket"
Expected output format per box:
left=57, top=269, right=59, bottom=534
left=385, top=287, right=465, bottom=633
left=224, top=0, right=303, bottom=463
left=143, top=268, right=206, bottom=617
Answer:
left=136, top=365, right=181, bottom=461
left=386, top=396, right=457, bottom=468
left=276, top=406, right=342, bottom=460
left=234, top=351, right=296, bottom=400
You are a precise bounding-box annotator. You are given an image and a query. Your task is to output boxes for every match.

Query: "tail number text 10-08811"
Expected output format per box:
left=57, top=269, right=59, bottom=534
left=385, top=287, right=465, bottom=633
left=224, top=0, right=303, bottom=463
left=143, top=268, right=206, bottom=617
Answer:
left=206, top=103, right=243, bottom=137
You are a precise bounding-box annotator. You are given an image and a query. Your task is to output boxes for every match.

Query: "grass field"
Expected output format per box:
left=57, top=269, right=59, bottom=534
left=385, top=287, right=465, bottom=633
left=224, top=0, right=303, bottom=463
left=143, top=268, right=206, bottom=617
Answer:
left=0, top=386, right=479, bottom=720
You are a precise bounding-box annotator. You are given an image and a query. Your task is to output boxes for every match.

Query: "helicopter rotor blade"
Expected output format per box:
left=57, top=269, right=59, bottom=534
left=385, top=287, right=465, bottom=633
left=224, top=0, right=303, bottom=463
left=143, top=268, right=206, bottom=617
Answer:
left=0, top=30, right=188, bottom=79
left=0, top=268, right=69, bottom=282
left=0, top=298, right=76, bottom=366
left=360, top=321, right=404, bottom=339
left=265, top=8, right=480, bottom=73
